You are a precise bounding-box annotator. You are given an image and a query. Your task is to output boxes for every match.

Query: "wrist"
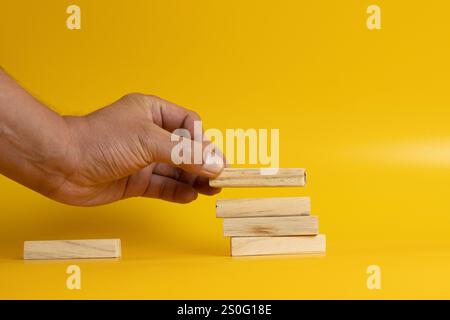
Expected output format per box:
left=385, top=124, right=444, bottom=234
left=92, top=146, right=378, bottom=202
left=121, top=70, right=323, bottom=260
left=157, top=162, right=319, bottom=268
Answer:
left=29, top=114, right=81, bottom=196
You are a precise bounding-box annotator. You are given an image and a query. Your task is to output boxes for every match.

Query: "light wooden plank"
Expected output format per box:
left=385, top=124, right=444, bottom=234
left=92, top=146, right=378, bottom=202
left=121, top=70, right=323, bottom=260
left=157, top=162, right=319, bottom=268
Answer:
left=223, top=216, right=318, bottom=237
left=209, top=168, right=306, bottom=187
left=216, top=197, right=310, bottom=218
left=231, top=235, right=326, bottom=256
left=23, top=239, right=121, bottom=260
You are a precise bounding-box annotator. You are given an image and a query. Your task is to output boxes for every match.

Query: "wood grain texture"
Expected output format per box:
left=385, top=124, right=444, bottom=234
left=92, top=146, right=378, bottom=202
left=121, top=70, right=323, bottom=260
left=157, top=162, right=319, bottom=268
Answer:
left=231, top=234, right=326, bottom=256
left=223, top=216, right=318, bottom=237
left=23, top=239, right=121, bottom=260
left=216, top=197, right=310, bottom=218
left=209, top=168, right=306, bottom=187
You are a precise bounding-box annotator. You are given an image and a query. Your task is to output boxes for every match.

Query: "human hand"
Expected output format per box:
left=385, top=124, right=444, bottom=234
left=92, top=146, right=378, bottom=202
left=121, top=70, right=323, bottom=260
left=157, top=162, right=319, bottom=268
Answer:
left=0, top=70, right=224, bottom=206
left=58, top=94, right=224, bottom=206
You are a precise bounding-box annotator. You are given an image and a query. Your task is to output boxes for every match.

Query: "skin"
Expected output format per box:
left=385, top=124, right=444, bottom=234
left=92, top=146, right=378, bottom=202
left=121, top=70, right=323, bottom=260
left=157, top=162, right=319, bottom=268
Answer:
left=0, top=69, right=224, bottom=206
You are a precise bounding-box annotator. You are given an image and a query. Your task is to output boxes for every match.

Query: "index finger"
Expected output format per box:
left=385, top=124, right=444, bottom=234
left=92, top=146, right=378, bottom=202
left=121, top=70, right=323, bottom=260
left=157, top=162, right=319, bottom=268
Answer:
left=148, top=95, right=202, bottom=140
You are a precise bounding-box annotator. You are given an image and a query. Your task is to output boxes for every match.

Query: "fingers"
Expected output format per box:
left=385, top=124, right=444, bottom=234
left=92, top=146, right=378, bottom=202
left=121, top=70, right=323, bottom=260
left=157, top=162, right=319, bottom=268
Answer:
left=148, top=95, right=202, bottom=139
left=121, top=164, right=218, bottom=202
left=149, top=126, right=225, bottom=178
left=152, top=163, right=185, bottom=181
left=143, top=174, right=198, bottom=204
left=153, top=163, right=221, bottom=196
left=136, top=95, right=224, bottom=178
left=192, top=175, right=222, bottom=196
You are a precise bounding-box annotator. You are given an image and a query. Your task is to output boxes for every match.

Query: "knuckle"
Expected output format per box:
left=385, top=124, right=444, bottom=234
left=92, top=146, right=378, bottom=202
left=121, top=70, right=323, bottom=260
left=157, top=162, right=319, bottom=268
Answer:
left=122, top=92, right=143, bottom=101
left=121, top=93, right=160, bottom=107
left=143, top=94, right=163, bottom=113
left=145, top=94, right=161, bottom=101
left=190, top=111, right=201, bottom=121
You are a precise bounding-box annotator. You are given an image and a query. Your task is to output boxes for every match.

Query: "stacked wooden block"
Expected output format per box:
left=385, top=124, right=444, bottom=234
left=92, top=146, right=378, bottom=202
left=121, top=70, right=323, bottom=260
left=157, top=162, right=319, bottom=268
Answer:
left=210, top=168, right=326, bottom=257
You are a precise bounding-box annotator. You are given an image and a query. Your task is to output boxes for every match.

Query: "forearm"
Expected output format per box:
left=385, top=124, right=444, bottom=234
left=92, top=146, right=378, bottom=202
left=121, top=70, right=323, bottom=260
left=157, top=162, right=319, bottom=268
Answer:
left=0, top=69, right=73, bottom=195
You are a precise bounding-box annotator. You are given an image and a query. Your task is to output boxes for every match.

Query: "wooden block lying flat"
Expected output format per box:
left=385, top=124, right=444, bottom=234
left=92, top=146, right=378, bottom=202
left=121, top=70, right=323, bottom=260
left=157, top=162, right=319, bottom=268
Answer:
left=231, top=234, right=326, bottom=257
left=216, top=197, right=310, bottom=218
left=23, top=239, right=121, bottom=260
left=209, top=168, right=306, bottom=188
left=223, top=216, right=318, bottom=237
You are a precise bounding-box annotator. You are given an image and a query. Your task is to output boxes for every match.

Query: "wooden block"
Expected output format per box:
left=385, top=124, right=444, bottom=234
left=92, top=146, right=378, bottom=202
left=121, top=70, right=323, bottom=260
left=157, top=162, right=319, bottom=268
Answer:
left=231, top=234, right=326, bottom=256
left=209, top=168, right=306, bottom=187
left=23, top=239, right=121, bottom=260
left=223, top=216, right=318, bottom=237
left=216, top=197, right=310, bottom=218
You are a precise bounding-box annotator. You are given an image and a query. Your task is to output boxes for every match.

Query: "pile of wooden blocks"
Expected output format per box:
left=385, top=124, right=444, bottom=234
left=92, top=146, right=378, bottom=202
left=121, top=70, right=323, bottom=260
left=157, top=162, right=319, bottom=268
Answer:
left=210, top=168, right=326, bottom=257
left=22, top=167, right=324, bottom=260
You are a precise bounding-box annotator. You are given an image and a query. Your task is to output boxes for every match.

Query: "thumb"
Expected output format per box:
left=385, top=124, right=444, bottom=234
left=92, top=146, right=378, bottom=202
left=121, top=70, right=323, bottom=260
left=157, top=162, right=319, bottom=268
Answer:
left=149, top=126, right=225, bottom=178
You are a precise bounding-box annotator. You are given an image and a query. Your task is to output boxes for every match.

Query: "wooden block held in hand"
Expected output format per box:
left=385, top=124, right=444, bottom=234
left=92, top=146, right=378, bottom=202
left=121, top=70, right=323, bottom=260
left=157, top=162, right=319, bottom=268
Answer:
left=231, top=235, right=326, bottom=257
left=23, top=239, right=121, bottom=260
left=216, top=197, right=310, bottom=218
left=223, top=216, right=318, bottom=237
left=209, top=168, right=306, bottom=188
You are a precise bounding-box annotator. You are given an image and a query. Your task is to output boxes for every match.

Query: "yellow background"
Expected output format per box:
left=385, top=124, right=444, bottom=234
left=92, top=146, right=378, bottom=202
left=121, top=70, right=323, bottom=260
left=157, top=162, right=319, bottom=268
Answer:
left=1, top=0, right=450, bottom=299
